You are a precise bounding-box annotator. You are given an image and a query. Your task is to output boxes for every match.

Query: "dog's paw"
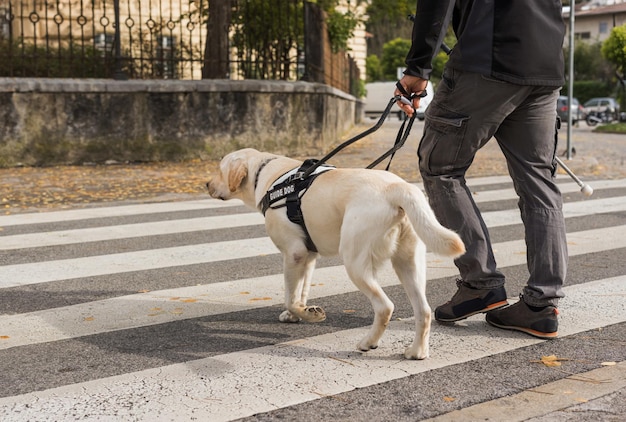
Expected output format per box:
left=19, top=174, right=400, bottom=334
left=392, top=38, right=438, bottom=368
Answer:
left=356, top=338, right=379, bottom=352
left=279, top=310, right=301, bottom=323
left=404, top=344, right=429, bottom=360
left=301, top=306, right=326, bottom=322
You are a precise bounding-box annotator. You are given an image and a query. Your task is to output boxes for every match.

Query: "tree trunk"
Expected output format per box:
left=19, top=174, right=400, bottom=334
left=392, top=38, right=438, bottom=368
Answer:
left=202, top=0, right=232, bottom=79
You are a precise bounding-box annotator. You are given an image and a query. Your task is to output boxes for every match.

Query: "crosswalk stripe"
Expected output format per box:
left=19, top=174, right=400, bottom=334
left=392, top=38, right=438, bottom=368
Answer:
left=468, top=178, right=625, bottom=202
left=0, top=174, right=604, bottom=229
left=1, top=195, right=624, bottom=288
left=1, top=276, right=624, bottom=421
left=0, top=237, right=277, bottom=288
left=1, top=224, right=624, bottom=350
left=0, top=198, right=243, bottom=227
left=2, top=181, right=624, bottom=251
left=0, top=214, right=266, bottom=250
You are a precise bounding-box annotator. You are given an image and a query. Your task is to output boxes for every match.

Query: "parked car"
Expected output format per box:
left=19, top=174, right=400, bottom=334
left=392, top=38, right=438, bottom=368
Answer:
left=583, top=97, right=620, bottom=122
left=556, top=95, right=584, bottom=124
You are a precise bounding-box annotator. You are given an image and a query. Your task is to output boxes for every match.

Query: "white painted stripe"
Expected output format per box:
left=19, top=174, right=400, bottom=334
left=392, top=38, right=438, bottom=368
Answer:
left=1, top=276, right=624, bottom=422
left=0, top=198, right=243, bottom=227
left=1, top=174, right=579, bottom=228
left=2, top=187, right=625, bottom=251
left=1, top=201, right=624, bottom=287
left=0, top=214, right=265, bottom=250
left=0, top=237, right=278, bottom=288
left=1, top=225, right=624, bottom=350
left=470, top=179, right=626, bottom=203
left=484, top=196, right=626, bottom=228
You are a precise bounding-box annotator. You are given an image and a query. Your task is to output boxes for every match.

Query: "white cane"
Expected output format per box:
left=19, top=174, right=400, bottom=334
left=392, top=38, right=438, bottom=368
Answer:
left=555, top=156, right=593, bottom=196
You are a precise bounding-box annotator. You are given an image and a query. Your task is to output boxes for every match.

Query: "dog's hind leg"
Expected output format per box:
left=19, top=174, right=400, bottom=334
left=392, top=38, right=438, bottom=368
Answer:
left=392, top=224, right=430, bottom=360
left=342, top=247, right=395, bottom=352
left=279, top=247, right=326, bottom=323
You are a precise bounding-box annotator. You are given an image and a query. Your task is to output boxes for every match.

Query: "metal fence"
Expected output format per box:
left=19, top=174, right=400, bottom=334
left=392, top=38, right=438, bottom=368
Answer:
left=0, top=0, right=207, bottom=79
left=0, top=0, right=359, bottom=95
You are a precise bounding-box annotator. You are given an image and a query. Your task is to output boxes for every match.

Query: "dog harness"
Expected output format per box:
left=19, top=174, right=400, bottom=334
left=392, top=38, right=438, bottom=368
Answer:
left=258, top=159, right=335, bottom=252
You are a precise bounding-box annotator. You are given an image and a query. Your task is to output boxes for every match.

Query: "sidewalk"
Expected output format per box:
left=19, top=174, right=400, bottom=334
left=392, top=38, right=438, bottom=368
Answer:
left=1, top=119, right=624, bottom=214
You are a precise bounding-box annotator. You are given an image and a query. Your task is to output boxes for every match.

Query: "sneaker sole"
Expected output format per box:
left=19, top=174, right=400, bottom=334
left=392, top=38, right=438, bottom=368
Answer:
left=435, top=300, right=509, bottom=323
left=486, top=320, right=558, bottom=339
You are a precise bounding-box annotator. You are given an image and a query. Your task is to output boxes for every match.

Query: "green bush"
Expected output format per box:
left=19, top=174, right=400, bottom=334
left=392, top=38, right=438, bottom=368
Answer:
left=381, top=38, right=411, bottom=80
left=0, top=38, right=114, bottom=78
left=365, top=54, right=383, bottom=82
left=567, top=80, right=614, bottom=104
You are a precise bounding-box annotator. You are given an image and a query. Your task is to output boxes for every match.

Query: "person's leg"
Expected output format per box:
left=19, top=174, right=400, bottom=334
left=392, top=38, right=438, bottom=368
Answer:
left=418, top=69, right=532, bottom=321
left=493, top=87, right=567, bottom=307
left=484, top=87, right=566, bottom=338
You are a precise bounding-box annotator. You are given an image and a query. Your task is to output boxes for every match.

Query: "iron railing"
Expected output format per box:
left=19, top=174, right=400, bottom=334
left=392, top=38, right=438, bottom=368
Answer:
left=0, top=1, right=360, bottom=95
left=0, top=0, right=208, bottom=79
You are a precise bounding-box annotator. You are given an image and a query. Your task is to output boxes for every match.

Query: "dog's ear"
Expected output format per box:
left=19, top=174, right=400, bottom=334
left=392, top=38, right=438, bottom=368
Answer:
left=228, top=159, right=248, bottom=192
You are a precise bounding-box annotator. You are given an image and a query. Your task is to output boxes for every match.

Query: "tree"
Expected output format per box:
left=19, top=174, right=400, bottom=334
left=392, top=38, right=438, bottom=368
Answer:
left=366, top=54, right=383, bottom=81
left=203, top=0, right=232, bottom=79
left=365, top=0, right=414, bottom=58
left=602, top=25, right=626, bottom=75
left=601, top=25, right=626, bottom=108
left=572, top=41, right=612, bottom=81
left=381, top=38, right=412, bottom=80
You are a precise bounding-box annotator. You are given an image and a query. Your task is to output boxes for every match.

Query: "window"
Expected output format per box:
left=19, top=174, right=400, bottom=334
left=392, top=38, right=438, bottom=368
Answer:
left=599, top=21, right=608, bottom=34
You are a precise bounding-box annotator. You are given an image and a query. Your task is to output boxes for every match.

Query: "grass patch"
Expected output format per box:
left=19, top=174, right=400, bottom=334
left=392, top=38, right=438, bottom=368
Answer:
left=593, top=122, right=626, bottom=133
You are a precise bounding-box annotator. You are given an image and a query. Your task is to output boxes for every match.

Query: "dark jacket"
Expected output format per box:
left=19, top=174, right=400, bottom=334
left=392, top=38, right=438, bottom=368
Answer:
left=405, top=0, right=566, bottom=86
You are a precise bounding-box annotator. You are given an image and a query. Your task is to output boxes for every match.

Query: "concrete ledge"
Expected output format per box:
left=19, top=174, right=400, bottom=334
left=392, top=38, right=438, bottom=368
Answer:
left=0, top=78, right=359, bottom=167
left=0, top=78, right=355, bottom=97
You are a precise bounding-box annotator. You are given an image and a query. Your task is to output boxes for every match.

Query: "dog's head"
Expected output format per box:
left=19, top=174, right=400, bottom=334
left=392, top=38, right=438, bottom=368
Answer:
left=207, top=149, right=258, bottom=201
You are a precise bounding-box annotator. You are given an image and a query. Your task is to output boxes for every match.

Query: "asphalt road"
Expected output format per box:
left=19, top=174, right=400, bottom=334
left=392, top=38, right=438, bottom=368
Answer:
left=0, top=119, right=625, bottom=421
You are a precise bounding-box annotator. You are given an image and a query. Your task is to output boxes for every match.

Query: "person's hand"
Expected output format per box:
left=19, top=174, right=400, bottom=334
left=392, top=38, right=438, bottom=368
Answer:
left=395, top=75, right=428, bottom=117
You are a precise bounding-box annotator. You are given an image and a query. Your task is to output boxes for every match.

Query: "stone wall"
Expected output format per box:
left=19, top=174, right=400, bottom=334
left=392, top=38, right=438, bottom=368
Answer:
left=0, top=78, right=362, bottom=167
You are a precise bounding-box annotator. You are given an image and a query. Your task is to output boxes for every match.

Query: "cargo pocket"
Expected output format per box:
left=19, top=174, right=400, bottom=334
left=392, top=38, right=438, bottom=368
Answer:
left=419, top=103, right=471, bottom=175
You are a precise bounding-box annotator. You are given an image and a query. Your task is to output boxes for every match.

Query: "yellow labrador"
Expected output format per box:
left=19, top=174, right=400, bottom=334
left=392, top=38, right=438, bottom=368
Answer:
left=207, top=148, right=465, bottom=359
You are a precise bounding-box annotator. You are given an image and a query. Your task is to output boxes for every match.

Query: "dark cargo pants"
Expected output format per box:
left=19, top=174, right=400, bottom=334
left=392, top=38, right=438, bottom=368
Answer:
left=418, top=68, right=567, bottom=307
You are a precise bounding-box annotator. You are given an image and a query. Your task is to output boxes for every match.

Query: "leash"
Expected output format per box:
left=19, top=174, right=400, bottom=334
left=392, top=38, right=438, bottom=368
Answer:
left=301, top=90, right=423, bottom=179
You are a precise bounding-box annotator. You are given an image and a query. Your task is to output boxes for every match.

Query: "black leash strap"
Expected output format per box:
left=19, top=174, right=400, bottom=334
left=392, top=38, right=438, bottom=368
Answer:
left=301, top=96, right=400, bottom=178
left=301, top=90, right=423, bottom=177
left=366, top=112, right=416, bottom=170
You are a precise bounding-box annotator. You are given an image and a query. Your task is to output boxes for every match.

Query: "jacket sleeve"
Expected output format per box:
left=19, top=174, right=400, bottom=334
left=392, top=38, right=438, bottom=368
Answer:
left=404, top=0, right=455, bottom=80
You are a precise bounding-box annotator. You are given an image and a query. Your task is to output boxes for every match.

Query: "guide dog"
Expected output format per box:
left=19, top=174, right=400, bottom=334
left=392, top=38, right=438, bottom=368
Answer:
left=207, top=148, right=465, bottom=359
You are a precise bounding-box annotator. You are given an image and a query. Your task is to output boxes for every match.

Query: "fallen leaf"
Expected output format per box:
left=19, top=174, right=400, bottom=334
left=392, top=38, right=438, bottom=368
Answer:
left=83, top=316, right=94, bottom=322
left=343, top=309, right=356, bottom=314
left=0, top=335, right=9, bottom=340
left=532, top=355, right=569, bottom=367
left=443, top=396, right=455, bottom=402
left=249, top=297, right=272, bottom=302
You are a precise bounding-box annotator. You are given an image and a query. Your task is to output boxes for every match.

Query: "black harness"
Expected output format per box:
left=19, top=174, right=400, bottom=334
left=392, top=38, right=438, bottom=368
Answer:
left=255, top=90, right=422, bottom=253
left=258, top=159, right=334, bottom=252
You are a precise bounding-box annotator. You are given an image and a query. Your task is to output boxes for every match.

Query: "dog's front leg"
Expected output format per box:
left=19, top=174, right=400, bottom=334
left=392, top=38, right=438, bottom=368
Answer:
left=279, top=249, right=325, bottom=323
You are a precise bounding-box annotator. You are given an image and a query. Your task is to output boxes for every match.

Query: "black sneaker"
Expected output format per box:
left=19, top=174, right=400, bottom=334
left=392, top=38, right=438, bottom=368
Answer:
left=434, top=279, right=508, bottom=322
left=486, top=296, right=559, bottom=339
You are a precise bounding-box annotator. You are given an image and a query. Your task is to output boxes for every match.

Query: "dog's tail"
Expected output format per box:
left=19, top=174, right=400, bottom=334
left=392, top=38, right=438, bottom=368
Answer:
left=387, top=183, right=465, bottom=258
